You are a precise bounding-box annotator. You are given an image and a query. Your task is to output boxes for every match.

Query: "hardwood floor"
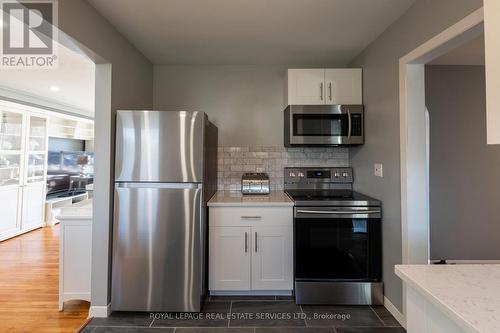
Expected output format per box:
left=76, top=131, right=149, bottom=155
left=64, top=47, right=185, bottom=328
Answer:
left=0, top=226, right=90, bottom=333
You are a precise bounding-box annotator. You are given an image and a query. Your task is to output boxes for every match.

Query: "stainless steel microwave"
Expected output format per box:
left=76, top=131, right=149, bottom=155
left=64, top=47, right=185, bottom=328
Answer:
left=284, top=105, right=364, bottom=146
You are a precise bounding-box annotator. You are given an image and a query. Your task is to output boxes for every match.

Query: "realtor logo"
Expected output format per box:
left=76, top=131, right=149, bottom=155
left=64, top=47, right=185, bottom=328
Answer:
left=1, top=0, right=58, bottom=68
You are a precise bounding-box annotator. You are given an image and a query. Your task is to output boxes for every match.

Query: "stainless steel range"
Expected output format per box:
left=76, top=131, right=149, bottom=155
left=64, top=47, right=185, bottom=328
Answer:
left=284, top=167, right=383, bottom=305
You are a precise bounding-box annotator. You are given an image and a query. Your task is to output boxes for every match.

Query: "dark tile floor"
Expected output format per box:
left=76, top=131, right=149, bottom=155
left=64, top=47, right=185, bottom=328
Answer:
left=81, top=297, right=405, bottom=333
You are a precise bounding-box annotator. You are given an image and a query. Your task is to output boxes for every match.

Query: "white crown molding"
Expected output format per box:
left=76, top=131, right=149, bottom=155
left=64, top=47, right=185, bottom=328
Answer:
left=0, top=85, right=94, bottom=120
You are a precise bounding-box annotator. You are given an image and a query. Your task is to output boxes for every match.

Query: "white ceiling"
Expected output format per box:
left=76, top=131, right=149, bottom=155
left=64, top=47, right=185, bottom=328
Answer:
left=0, top=43, right=95, bottom=117
left=88, top=0, right=416, bottom=65
left=429, top=34, right=485, bottom=66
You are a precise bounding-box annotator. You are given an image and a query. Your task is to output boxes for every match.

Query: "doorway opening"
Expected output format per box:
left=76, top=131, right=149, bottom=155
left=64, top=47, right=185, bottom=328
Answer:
left=425, top=33, right=500, bottom=263
left=399, top=7, right=484, bottom=323
left=0, top=21, right=113, bottom=331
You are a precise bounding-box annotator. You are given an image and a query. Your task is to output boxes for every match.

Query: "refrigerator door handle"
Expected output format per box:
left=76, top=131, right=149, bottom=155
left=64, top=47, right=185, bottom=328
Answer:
left=115, top=182, right=202, bottom=189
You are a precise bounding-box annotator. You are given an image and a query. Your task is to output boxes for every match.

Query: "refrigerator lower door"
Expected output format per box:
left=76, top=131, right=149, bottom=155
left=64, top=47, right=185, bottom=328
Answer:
left=112, top=182, right=203, bottom=312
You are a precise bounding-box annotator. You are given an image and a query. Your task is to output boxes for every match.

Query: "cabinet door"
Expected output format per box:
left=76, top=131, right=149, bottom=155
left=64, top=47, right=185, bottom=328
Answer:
left=25, top=115, right=48, bottom=184
left=0, top=109, right=24, bottom=187
left=210, top=226, right=251, bottom=290
left=0, top=186, right=22, bottom=240
left=21, top=182, right=45, bottom=230
left=288, top=69, right=326, bottom=105
left=325, top=68, right=362, bottom=104
left=20, top=114, right=47, bottom=231
left=485, top=0, right=500, bottom=144
left=252, top=225, right=293, bottom=290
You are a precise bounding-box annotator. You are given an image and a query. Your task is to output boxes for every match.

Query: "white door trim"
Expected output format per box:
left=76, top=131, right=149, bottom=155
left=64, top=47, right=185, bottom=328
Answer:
left=398, top=7, right=484, bottom=325
left=88, top=303, right=111, bottom=318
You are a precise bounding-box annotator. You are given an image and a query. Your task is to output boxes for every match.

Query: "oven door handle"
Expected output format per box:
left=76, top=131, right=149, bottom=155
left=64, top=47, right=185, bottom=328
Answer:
left=296, top=209, right=380, bottom=215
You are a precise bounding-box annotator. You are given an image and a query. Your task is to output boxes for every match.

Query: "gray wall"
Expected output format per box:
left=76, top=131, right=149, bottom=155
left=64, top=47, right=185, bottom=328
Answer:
left=425, top=65, right=500, bottom=261
left=348, top=0, right=482, bottom=311
left=154, top=65, right=287, bottom=146
left=58, top=0, right=154, bottom=307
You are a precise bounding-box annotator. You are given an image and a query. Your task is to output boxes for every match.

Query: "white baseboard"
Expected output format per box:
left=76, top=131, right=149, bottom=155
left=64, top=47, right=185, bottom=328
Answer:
left=0, top=224, right=43, bottom=242
left=88, top=303, right=111, bottom=318
left=384, top=296, right=406, bottom=328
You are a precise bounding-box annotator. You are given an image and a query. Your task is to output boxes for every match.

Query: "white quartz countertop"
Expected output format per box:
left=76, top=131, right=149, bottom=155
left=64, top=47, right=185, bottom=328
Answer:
left=396, top=264, right=500, bottom=333
left=208, top=191, right=294, bottom=207
left=55, top=199, right=93, bottom=219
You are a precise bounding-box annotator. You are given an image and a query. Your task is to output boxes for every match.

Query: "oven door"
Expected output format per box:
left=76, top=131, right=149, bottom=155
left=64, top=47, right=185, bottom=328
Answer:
left=294, top=207, right=381, bottom=282
left=287, top=105, right=363, bottom=145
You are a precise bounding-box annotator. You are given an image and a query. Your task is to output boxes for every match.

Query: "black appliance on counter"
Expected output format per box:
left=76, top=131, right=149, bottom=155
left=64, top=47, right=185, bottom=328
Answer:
left=46, top=171, right=90, bottom=199
left=46, top=150, right=94, bottom=199
left=284, top=167, right=382, bottom=305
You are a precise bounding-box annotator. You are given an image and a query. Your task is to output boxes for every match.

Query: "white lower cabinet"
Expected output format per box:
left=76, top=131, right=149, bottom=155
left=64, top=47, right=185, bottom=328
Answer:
left=252, top=225, right=293, bottom=290
left=0, top=186, right=22, bottom=239
left=210, top=226, right=251, bottom=290
left=21, top=182, right=46, bottom=231
left=57, top=200, right=92, bottom=310
left=0, top=182, right=45, bottom=240
left=209, top=206, right=293, bottom=293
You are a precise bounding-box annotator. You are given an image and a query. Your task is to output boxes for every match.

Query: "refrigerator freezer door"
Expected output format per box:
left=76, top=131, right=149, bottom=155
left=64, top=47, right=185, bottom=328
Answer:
left=112, top=182, right=203, bottom=311
left=115, top=110, right=205, bottom=182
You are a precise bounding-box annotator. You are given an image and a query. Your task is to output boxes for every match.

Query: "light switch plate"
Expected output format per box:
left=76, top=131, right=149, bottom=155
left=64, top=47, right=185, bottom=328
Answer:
left=374, top=163, right=383, bottom=177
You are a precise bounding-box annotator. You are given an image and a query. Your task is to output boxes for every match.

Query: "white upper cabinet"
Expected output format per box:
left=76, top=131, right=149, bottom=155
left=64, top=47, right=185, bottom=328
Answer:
left=484, top=0, right=500, bottom=144
left=325, top=68, right=363, bottom=104
left=49, top=117, right=94, bottom=141
left=288, top=69, right=326, bottom=105
left=287, top=68, right=362, bottom=105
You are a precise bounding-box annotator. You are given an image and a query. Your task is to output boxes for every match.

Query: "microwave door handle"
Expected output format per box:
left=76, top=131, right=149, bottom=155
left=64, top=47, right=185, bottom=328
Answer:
left=296, top=209, right=380, bottom=214
left=347, top=107, right=352, bottom=141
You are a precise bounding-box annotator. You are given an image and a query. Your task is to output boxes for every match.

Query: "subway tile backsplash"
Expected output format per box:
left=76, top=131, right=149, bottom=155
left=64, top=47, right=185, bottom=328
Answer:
left=217, top=146, right=349, bottom=191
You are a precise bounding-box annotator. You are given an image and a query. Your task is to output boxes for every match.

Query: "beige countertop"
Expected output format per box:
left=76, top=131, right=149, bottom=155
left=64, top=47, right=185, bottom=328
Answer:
left=396, top=264, right=500, bottom=333
left=208, top=191, right=294, bottom=207
left=55, top=199, right=93, bottom=220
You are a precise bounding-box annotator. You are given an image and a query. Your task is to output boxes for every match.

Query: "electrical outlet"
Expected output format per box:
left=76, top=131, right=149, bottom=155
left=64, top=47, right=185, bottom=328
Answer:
left=374, top=163, right=383, bottom=177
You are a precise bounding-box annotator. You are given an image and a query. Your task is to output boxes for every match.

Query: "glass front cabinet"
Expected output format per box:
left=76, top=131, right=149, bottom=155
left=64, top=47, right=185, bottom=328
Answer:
left=0, top=104, right=48, bottom=241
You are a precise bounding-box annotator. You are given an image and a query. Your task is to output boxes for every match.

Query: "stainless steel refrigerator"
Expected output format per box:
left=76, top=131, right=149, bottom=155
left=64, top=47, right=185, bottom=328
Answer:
left=111, top=110, right=218, bottom=312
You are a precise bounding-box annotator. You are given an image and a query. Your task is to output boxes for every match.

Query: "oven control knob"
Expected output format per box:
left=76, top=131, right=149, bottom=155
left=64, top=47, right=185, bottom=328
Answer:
left=289, top=172, right=296, bottom=177
left=334, top=172, right=340, bottom=178
left=298, top=172, right=304, bottom=177
left=342, top=172, right=349, bottom=178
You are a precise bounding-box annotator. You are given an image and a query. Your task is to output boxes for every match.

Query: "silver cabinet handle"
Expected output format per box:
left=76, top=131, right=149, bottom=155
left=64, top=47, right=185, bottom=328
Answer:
left=328, top=82, right=332, bottom=101
left=255, top=232, right=258, bottom=252
left=244, top=232, right=248, bottom=253
left=241, top=216, right=261, bottom=219
left=347, top=107, right=352, bottom=140
left=320, top=82, right=323, bottom=100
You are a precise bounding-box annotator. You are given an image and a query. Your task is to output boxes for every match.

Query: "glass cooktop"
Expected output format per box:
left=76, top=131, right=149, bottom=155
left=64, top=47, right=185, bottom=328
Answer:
left=284, top=189, right=380, bottom=206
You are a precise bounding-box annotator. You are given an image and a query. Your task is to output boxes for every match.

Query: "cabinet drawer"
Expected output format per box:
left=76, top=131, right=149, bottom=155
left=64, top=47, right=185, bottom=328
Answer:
left=209, top=206, right=293, bottom=227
